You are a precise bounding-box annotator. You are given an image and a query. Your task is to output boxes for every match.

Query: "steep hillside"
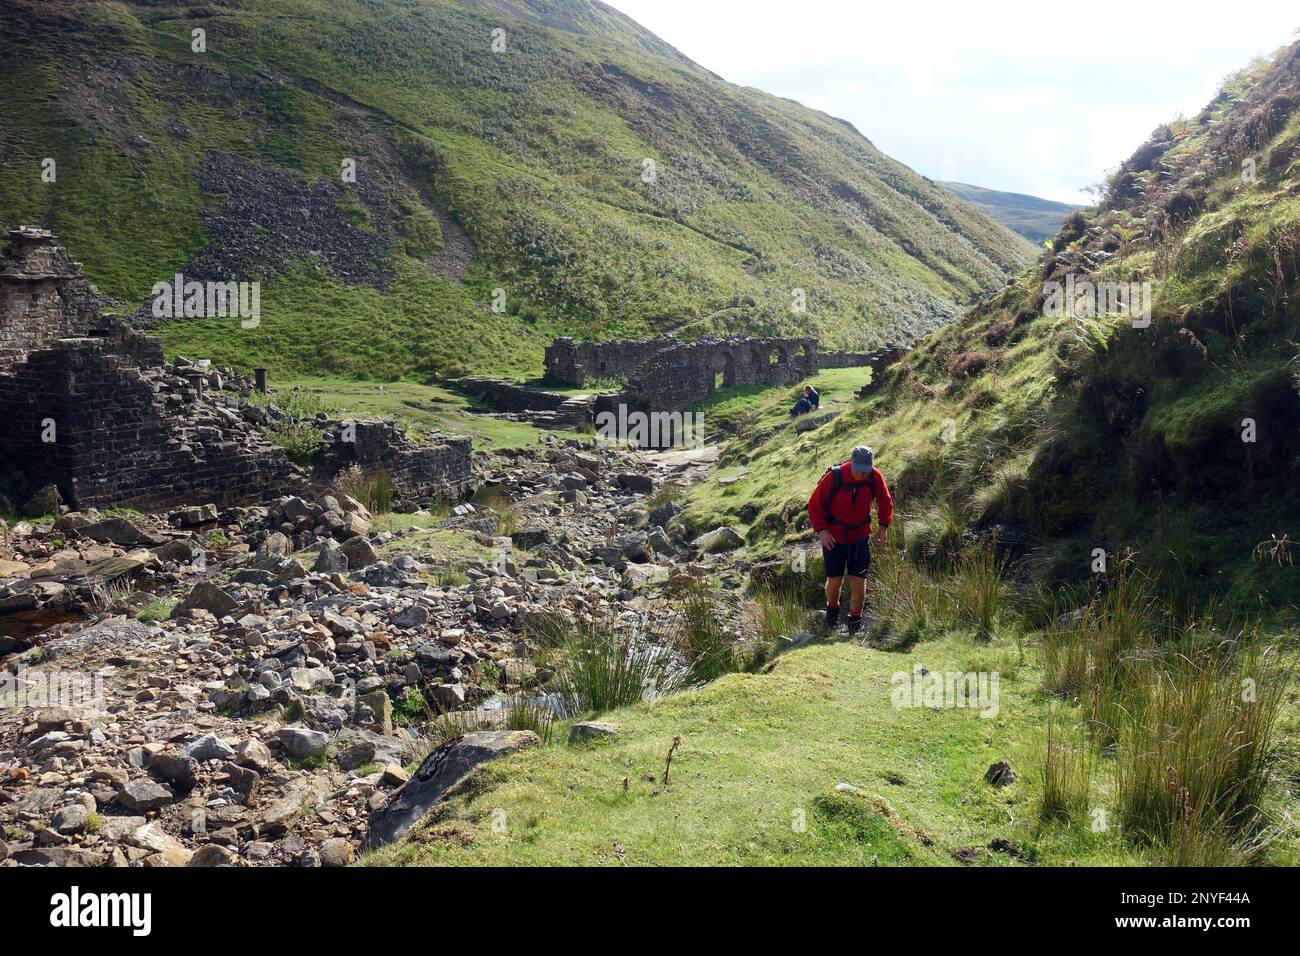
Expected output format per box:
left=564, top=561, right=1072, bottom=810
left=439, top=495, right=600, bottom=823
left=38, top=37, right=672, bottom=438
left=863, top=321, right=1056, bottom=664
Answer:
left=0, top=0, right=1027, bottom=381
left=940, top=181, right=1082, bottom=244
left=686, top=40, right=1300, bottom=618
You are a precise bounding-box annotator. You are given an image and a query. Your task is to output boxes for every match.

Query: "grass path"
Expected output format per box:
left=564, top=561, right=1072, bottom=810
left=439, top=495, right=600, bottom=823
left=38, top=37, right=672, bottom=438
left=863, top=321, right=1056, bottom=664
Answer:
left=273, top=375, right=583, bottom=450
left=366, top=634, right=1146, bottom=866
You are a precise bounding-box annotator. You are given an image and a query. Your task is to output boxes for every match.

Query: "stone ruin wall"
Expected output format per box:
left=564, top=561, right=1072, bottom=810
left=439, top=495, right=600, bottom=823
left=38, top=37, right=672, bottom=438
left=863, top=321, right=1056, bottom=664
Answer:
left=818, top=349, right=880, bottom=369
left=318, top=419, right=473, bottom=499
left=544, top=333, right=905, bottom=412
left=0, top=227, right=116, bottom=367
left=0, top=340, right=299, bottom=510
left=0, top=228, right=472, bottom=511
left=453, top=377, right=568, bottom=413
left=629, top=336, right=819, bottom=409
left=544, top=336, right=678, bottom=386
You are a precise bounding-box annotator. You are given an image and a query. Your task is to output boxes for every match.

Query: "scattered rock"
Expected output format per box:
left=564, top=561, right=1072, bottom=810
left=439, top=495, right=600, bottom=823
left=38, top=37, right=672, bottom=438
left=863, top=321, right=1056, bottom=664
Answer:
left=569, top=721, right=619, bottom=743
left=116, top=778, right=175, bottom=812
left=319, top=837, right=354, bottom=867
left=172, top=581, right=239, bottom=619
left=366, top=730, right=541, bottom=848
left=149, top=752, right=201, bottom=792
left=235, top=738, right=273, bottom=772
left=340, top=536, right=379, bottom=569
left=984, top=761, right=1017, bottom=788
left=187, top=844, right=236, bottom=867
left=184, top=733, right=235, bottom=762
left=22, top=484, right=63, bottom=517
left=277, top=727, right=330, bottom=758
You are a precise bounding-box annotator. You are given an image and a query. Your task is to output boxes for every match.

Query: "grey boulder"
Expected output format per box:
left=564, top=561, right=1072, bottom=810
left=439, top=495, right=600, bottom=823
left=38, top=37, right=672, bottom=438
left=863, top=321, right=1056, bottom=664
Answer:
left=366, top=730, right=540, bottom=849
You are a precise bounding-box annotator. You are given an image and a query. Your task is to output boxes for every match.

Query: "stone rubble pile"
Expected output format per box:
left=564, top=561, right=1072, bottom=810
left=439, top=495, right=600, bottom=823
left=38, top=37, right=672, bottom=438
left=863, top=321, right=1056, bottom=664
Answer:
left=1, top=438, right=750, bottom=866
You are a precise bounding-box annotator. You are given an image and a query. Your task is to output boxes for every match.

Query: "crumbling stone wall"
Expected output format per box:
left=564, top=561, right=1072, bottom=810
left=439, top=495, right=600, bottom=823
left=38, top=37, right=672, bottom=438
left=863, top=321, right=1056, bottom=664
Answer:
left=0, top=226, right=113, bottom=367
left=542, top=333, right=908, bottom=413
left=454, top=377, right=568, bottom=413
left=818, top=349, right=882, bottom=369
left=0, top=227, right=298, bottom=510
left=624, top=336, right=813, bottom=408
left=319, top=419, right=472, bottom=498
left=0, top=339, right=298, bottom=510
left=545, top=334, right=820, bottom=408
left=1, top=228, right=477, bottom=511
left=544, top=336, right=678, bottom=386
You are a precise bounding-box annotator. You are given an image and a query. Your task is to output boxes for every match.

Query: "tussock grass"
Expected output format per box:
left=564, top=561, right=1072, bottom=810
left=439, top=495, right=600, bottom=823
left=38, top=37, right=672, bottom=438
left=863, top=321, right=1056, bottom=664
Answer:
left=429, top=694, right=555, bottom=746
left=947, top=544, right=1005, bottom=641
left=472, top=484, right=519, bottom=536
left=668, top=581, right=745, bottom=685
left=903, top=498, right=969, bottom=570
left=551, top=616, right=680, bottom=718
left=332, top=464, right=394, bottom=515
left=1039, top=711, right=1093, bottom=823
left=1114, top=639, right=1287, bottom=857
left=867, top=544, right=951, bottom=649
left=749, top=582, right=812, bottom=657
left=1036, top=560, right=1290, bottom=860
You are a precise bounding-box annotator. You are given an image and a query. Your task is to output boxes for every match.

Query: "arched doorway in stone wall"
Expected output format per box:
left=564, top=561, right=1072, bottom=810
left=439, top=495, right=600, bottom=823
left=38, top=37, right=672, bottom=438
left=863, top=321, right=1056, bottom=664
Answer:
left=713, top=350, right=736, bottom=391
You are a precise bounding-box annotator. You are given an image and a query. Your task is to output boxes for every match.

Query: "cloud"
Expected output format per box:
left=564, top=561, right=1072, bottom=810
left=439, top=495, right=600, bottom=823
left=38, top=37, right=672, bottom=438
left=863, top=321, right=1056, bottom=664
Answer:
left=604, top=0, right=1298, bottom=203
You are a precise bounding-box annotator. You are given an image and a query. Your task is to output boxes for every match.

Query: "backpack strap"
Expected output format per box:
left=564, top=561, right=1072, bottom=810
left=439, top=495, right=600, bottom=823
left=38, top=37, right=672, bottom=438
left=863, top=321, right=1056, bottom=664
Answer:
left=822, top=464, right=874, bottom=532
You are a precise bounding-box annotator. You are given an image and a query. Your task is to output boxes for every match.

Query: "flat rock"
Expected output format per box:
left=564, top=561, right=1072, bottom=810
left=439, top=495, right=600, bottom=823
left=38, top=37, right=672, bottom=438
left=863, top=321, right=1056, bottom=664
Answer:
left=692, top=526, right=745, bottom=554
left=569, top=721, right=620, bottom=743
left=44, top=616, right=149, bottom=660
left=366, top=730, right=540, bottom=849
left=78, top=516, right=165, bottom=547
left=116, top=777, right=175, bottom=812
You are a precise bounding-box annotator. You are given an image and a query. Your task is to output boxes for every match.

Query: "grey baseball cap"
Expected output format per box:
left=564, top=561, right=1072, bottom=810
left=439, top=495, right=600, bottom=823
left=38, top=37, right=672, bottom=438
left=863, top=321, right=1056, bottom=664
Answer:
left=850, top=445, right=874, bottom=473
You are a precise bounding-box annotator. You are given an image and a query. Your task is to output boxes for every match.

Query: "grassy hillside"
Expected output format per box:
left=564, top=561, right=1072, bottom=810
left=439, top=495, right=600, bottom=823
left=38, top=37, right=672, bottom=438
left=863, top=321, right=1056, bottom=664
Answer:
left=684, top=40, right=1300, bottom=620
left=0, top=0, right=1029, bottom=381
left=940, top=181, right=1082, bottom=244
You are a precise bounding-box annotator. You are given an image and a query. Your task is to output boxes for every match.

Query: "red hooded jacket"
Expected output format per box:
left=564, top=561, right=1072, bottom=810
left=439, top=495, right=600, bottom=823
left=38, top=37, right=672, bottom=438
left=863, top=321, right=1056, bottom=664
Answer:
left=808, top=462, right=893, bottom=544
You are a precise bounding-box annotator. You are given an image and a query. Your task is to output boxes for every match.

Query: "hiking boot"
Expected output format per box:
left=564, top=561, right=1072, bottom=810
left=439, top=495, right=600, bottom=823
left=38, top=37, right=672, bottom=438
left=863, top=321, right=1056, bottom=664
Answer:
left=846, top=614, right=862, bottom=635
left=824, top=605, right=840, bottom=628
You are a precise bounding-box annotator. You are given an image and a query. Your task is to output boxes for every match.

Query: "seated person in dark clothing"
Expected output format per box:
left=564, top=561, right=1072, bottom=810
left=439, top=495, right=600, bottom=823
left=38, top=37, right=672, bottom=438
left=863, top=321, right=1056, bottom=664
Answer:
left=790, top=385, right=819, bottom=417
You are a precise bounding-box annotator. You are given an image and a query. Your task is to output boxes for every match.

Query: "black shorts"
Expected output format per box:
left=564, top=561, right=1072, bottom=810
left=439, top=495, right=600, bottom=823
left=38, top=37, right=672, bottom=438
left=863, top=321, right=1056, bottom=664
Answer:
left=823, top=538, right=871, bottom=578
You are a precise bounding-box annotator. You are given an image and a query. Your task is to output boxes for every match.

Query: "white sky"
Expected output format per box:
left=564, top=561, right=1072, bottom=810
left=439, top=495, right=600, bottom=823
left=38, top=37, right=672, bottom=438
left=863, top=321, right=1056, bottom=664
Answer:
left=602, top=0, right=1298, bottom=203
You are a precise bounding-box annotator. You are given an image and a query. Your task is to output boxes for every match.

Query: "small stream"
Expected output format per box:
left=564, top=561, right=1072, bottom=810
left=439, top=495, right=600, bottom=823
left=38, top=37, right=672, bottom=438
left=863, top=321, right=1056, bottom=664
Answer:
left=0, top=608, right=86, bottom=655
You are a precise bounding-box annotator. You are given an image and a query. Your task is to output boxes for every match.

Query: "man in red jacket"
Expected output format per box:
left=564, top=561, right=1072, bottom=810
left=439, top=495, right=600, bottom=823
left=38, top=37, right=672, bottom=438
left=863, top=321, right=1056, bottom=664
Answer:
left=807, top=445, right=893, bottom=633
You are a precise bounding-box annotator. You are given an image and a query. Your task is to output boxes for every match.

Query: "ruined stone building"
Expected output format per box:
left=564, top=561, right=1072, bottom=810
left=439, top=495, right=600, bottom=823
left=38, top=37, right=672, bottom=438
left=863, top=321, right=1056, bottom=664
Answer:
left=318, top=419, right=472, bottom=498
left=545, top=334, right=899, bottom=411
left=0, top=227, right=300, bottom=511
left=0, top=228, right=471, bottom=512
